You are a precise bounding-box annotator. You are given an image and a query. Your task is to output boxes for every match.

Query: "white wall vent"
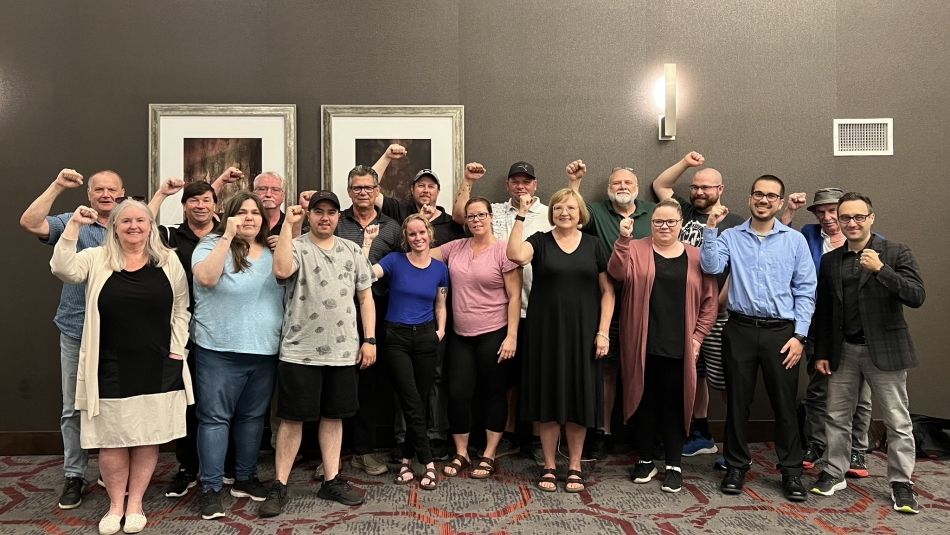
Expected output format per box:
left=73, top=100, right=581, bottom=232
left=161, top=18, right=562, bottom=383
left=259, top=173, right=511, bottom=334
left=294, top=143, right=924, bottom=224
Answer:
left=833, top=118, right=893, bottom=156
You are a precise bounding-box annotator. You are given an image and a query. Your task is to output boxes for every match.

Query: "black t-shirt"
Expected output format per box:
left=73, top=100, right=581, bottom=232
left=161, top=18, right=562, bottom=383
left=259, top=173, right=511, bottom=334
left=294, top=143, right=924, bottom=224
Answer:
left=841, top=250, right=864, bottom=339
left=381, top=196, right=465, bottom=247
left=646, top=250, right=688, bottom=358
left=673, top=193, right=742, bottom=289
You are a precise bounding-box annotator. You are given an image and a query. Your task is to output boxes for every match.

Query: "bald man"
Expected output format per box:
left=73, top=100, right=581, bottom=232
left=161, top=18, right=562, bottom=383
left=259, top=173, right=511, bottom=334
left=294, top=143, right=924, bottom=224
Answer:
left=21, top=168, right=125, bottom=509
left=652, top=152, right=743, bottom=464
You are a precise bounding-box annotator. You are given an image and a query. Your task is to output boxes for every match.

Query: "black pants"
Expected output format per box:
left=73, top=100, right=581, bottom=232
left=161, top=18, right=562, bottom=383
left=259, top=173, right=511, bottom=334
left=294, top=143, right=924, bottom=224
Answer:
left=446, top=327, right=510, bottom=435
left=385, top=321, right=440, bottom=464
left=631, top=354, right=685, bottom=467
left=349, top=296, right=389, bottom=455
left=723, top=319, right=802, bottom=475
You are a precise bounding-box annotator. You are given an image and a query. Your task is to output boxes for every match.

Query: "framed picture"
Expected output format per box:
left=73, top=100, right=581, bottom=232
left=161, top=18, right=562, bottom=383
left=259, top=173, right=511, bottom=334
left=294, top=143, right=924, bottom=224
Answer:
left=321, top=105, right=463, bottom=214
left=148, top=104, right=297, bottom=225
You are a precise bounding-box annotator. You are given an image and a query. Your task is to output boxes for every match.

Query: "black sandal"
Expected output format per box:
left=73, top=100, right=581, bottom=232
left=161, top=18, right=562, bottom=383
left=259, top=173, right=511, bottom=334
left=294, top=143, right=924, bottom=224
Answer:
left=565, top=469, right=586, bottom=493
left=537, top=467, right=558, bottom=492
left=442, top=454, right=471, bottom=477
left=394, top=461, right=414, bottom=485
left=419, top=468, right=438, bottom=490
left=470, top=457, right=496, bottom=480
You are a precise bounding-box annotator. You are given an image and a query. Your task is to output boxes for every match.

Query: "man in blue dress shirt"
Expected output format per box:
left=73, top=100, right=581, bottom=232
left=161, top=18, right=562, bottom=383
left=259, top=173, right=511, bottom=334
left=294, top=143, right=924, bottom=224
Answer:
left=700, top=174, right=817, bottom=502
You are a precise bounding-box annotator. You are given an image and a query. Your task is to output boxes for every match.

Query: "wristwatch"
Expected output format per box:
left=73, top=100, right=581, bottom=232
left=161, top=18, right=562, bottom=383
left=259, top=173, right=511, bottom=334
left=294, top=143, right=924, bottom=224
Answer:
left=364, top=337, right=377, bottom=345
left=514, top=214, right=526, bottom=222
left=793, top=334, right=807, bottom=344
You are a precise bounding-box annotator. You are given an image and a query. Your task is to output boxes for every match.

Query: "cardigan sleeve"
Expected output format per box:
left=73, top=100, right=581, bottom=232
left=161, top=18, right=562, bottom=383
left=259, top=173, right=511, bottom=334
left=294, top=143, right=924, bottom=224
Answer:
left=50, top=236, right=97, bottom=284
left=166, top=255, right=192, bottom=358
left=607, top=235, right=632, bottom=282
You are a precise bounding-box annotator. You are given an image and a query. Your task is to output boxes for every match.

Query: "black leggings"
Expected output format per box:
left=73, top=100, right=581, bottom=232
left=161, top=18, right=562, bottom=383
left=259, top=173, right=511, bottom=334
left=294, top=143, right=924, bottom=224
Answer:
left=631, top=354, right=686, bottom=467
left=446, top=327, right=510, bottom=435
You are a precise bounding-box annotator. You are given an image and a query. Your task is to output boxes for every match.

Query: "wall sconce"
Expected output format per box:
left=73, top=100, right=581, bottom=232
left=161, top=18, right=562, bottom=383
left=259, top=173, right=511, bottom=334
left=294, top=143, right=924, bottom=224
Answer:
left=654, top=63, right=676, bottom=141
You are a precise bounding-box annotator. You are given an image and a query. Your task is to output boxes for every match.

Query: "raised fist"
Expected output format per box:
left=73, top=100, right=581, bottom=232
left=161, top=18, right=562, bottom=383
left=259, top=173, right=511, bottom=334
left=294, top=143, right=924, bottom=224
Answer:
left=518, top=194, right=535, bottom=215
left=419, top=203, right=436, bottom=220
left=71, top=205, right=98, bottom=226
left=298, top=190, right=315, bottom=210
left=364, top=224, right=380, bottom=242
left=285, top=204, right=305, bottom=225
left=619, top=217, right=634, bottom=238
left=385, top=144, right=407, bottom=160
left=859, top=249, right=883, bottom=273
left=217, top=166, right=244, bottom=184
left=566, top=160, right=587, bottom=182
left=706, top=205, right=730, bottom=228
left=160, top=178, right=185, bottom=196
left=55, top=169, right=84, bottom=189
left=786, top=192, right=807, bottom=211
left=684, top=151, right=705, bottom=167
left=465, top=162, right=486, bottom=182
left=224, top=216, right=242, bottom=238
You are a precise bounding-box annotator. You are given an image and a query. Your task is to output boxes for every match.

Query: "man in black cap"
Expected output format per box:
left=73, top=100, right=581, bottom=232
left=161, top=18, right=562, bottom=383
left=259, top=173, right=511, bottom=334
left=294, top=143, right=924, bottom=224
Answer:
left=263, top=192, right=377, bottom=515
left=783, top=188, right=874, bottom=477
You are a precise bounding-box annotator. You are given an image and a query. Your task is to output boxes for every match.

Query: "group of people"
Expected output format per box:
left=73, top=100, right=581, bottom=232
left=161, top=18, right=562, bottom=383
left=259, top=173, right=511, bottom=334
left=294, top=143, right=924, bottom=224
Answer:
left=20, top=146, right=926, bottom=533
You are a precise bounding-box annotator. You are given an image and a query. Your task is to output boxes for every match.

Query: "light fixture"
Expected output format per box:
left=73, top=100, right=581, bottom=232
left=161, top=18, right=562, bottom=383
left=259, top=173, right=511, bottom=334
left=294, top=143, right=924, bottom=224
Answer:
left=654, top=63, right=676, bottom=141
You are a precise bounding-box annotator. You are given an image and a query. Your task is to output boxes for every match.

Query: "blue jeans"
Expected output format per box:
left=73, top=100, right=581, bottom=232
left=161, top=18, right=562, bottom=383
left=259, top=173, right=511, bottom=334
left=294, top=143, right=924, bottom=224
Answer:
left=60, top=333, right=88, bottom=479
left=196, top=346, right=276, bottom=492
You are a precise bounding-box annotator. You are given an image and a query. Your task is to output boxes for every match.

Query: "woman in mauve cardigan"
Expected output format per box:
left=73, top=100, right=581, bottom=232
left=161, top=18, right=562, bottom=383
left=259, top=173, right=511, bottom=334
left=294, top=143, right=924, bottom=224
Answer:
left=607, top=199, right=717, bottom=492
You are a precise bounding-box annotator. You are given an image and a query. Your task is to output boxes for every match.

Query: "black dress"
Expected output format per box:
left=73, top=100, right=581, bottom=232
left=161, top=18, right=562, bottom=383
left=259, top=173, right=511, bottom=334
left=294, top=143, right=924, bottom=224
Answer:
left=521, top=231, right=608, bottom=427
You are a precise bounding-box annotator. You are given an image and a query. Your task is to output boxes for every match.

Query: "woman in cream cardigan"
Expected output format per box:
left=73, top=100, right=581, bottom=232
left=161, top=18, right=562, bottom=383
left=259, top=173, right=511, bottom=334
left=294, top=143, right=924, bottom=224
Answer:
left=607, top=198, right=717, bottom=494
left=51, top=200, right=191, bottom=535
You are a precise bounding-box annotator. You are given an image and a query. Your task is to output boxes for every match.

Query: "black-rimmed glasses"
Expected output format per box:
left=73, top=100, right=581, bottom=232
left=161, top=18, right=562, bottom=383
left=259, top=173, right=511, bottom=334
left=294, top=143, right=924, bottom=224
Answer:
left=465, top=212, right=490, bottom=222
left=751, top=191, right=781, bottom=202
left=838, top=213, right=872, bottom=224
left=651, top=218, right=682, bottom=227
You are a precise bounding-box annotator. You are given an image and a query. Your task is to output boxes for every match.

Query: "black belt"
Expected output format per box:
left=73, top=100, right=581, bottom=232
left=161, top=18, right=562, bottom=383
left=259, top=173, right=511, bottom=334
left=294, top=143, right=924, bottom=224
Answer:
left=728, top=311, right=793, bottom=328
left=384, top=320, right=436, bottom=332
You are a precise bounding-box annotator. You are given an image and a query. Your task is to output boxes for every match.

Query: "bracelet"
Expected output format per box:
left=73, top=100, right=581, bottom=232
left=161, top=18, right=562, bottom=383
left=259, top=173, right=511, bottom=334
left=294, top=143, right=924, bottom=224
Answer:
left=596, top=332, right=609, bottom=342
left=514, top=214, right=526, bottom=222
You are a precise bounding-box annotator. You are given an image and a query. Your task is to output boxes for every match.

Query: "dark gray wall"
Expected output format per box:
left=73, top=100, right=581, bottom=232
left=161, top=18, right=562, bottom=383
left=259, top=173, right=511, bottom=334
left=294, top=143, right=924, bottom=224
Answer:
left=2, top=0, right=946, bottom=435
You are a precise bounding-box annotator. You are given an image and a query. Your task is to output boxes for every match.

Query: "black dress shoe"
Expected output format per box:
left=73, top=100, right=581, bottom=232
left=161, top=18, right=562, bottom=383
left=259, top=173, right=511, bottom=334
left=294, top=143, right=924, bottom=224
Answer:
left=782, top=474, right=808, bottom=502
left=720, top=467, right=746, bottom=495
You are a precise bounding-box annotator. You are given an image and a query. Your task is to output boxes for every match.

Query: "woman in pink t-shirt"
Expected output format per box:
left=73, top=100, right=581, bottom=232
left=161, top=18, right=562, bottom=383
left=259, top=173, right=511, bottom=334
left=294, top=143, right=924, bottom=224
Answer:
left=430, top=197, right=522, bottom=480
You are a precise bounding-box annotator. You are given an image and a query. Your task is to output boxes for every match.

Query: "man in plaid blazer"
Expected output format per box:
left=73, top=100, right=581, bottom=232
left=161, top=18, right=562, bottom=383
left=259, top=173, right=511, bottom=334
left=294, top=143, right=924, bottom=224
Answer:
left=809, top=192, right=925, bottom=514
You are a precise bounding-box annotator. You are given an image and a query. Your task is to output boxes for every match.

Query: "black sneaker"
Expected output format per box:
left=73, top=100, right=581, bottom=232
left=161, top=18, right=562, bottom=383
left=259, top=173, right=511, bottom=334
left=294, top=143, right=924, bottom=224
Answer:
left=317, top=476, right=365, bottom=506
left=810, top=471, right=846, bottom=496
left=58, top=476, right=84, bottom=509
left=230, top=476, right=268, bottom=502
left=891, top=482, right=920, bottom=514
left=632, top=461, right=658, bottom=484
left=802, top=442, right=823, bottom=469
left=661, top=468, right=683, bottom=493
left=199, top=489, right=226, bottom=520
left=846, top=451, right=869, bottom=478
left=163, top=469, right=197, bottom=498
left=720, top=467, right=746, bottom=495
left=584, top=431, right=609, bottom=460
left=430, top=439, right=451, bottom=462
left=258, top=481, right=288, bottom=518
left=782, top=474, right=808, bottom=502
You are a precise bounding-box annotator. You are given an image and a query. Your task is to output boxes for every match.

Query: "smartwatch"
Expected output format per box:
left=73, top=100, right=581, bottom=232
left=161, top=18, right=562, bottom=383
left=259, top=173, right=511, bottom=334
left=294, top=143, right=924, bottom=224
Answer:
left=793, top=334, right=807, bottom=344
left=364, top=337, right=377, bottom=345
left=514, top=215, right=526, bottom=222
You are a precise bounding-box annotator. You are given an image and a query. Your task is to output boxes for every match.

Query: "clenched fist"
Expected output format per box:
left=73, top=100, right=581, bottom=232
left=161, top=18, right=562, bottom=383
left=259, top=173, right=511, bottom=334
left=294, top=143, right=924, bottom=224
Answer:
left=384, top=144, right=407, bottom=160
left=70, top=205, right=98, bottom=226
left=285, top=204, right=305, bottom=225
left=706, top=205, right=730, bottom=228
left=217, top=167, right=244, bottom=184
left=465, top=162, right=486, bottom=181
left=619, top=217, right=634, bottom=238
left=160, top=178, right=185, bottom=196
left=786, top=192, right=807, bottom=211
left=859, top=249, right=883, bottom=272
left=55, top=169, right=84, bottom=189
left=566, top=160, right=587, bottom=182
left=683, top=151, right=705, bottom=167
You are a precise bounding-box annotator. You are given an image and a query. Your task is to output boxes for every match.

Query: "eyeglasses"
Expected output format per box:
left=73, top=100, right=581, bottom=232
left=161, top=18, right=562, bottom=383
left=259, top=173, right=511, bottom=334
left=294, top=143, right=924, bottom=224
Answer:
left=348, top=185, right=378, bottom=193
left=838, top=213, right=872, bottom=224
left=651, top=218, right=682, bottom=227
left=465, top=212, right=490, bottom=222
left=751, top=191, right=781, bottom=202
left=689, top=184, right=722, bottom=192
left=254, top=186, right=284, bottom=194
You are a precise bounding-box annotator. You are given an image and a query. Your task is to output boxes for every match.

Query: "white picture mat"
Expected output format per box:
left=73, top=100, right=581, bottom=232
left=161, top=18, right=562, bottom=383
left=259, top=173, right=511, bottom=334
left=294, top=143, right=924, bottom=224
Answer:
left=157, top=115, right=288, bottom=225
left=327, top=116, right=456, bottom=212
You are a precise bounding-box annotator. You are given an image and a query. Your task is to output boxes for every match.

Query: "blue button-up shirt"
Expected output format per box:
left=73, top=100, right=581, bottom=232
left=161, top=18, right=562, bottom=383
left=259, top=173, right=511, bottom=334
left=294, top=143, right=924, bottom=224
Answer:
left=700, top=218, right=816, bottom=336
left=45, top=213, right=107, bottom=339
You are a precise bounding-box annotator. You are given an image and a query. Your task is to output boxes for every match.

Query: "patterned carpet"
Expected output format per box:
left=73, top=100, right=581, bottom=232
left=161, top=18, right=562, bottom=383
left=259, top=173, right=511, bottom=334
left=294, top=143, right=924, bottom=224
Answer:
left=1, top=443, right=948, bottom=534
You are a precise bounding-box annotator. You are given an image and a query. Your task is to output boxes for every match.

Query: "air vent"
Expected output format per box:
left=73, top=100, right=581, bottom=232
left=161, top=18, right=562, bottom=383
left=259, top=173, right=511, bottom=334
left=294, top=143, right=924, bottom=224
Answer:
left=833, top=118, right=893, bottom=156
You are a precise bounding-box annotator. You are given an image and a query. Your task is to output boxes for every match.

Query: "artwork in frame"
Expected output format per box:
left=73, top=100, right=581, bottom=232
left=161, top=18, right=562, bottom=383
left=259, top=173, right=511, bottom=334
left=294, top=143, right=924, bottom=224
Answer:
left=148, top=104, right=296, bottom=225
left=321, top=105, right=463, bottom=214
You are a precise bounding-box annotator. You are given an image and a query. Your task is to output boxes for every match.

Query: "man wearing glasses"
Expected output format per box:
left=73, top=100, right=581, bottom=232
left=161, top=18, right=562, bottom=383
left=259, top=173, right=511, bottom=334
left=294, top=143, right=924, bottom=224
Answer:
left=653, top=151, right=744, bottom=465
left=250, top=172, right=288, bottom=238
left=701, top=175, right=816, bottom=502
left=808, top=193, right=924, bottom=514
left=563, top=160, right=656, bottom=460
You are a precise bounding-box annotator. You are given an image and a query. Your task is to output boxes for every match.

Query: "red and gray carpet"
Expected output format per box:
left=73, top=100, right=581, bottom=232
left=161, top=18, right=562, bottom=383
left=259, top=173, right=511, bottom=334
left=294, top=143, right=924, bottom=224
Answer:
left=1, top=443, right=948, bottom=534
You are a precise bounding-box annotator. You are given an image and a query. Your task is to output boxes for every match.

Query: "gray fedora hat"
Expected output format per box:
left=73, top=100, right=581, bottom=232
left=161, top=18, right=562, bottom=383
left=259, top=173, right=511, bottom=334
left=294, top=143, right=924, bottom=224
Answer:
left=807, top=188, right=845, bottom=212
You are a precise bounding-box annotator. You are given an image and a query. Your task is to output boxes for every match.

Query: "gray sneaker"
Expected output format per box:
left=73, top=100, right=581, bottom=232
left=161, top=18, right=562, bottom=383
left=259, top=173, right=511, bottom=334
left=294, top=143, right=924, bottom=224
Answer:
left=351, top=454, right=388, bottom=476
left=199, top=489, right=225, bottom=520
left=810, top=471, right=846, bottom=496
left=258, top=481, right=288, bottom=518
left=317, top=476, right=365, bottom=506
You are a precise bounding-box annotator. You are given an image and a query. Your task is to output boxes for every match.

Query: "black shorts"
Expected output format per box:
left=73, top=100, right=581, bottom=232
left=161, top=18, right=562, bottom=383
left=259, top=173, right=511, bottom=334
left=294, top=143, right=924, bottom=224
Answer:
left=276, top=360, right=359, bottom=421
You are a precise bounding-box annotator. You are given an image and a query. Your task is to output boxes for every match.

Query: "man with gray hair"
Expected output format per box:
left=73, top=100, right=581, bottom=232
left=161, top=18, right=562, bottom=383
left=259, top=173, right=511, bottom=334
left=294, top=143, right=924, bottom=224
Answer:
left=20, top=168, right=125, bottom=509
left=565, top=159, right=656, bottom=459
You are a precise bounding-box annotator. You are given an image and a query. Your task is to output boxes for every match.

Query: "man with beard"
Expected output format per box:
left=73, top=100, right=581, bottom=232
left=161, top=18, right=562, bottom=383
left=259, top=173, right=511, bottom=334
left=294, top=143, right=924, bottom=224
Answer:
left=701, top=175, right=816, bottom=502
left=564, top=160, right=656, bottom=459
left=147, top=178, right=219, bottom=497
left=781, top=188, right=874, bottom=477
left=652, top=152, right=743, bottom=465
left=20, top=168, right=125, bottom=509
